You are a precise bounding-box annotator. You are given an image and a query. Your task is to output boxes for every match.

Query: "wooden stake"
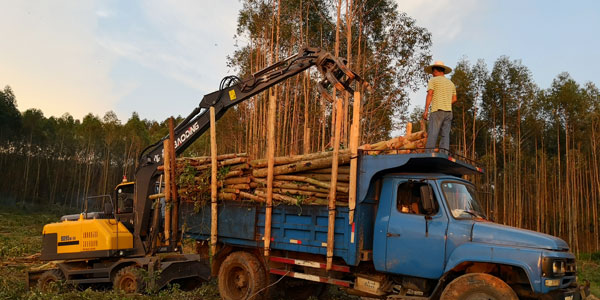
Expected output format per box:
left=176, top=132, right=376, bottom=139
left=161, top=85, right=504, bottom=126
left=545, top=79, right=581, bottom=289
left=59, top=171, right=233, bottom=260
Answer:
left=163, top=139, right=171, bottom=245
left=327, top=98, right=343, bottom=270
left=168, top=118, right=179, bottom=248
left=210, top=107, right=218, bottom=257
left=264, top=88, right=276, bottom=257
left=349, top=91, right=361, bottom=224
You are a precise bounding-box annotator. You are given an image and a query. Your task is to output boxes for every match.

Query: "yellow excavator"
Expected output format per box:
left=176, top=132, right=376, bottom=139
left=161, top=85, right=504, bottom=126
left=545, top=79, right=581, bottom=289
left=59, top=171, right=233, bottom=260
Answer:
left=27, top=47, right=361, bottom=292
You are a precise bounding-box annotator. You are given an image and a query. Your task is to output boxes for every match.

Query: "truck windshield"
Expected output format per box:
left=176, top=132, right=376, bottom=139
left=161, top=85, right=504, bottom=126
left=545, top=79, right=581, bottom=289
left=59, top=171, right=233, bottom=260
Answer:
left=441, top=182, right=486, bottom=219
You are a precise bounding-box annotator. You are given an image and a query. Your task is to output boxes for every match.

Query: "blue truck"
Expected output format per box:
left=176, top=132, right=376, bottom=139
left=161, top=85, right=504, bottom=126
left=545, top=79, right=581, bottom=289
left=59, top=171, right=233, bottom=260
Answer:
left=183, top=151, right=586, bottom=300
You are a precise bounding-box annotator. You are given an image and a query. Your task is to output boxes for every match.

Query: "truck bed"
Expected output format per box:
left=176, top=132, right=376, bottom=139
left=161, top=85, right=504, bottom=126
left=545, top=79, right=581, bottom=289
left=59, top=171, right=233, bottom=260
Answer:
left=182, top=199, right=377, bottom=266
left=181, top=152, right=479, bottom=266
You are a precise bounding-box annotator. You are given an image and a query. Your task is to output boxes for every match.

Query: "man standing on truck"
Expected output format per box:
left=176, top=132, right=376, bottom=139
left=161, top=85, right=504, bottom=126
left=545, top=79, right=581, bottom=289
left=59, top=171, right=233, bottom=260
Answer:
left=422, top=61, right=457, bottom=151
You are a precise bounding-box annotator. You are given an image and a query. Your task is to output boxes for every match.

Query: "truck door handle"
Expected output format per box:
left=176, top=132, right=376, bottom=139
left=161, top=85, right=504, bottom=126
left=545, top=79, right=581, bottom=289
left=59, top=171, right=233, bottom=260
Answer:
left=386, top=232, right=401, bottom=237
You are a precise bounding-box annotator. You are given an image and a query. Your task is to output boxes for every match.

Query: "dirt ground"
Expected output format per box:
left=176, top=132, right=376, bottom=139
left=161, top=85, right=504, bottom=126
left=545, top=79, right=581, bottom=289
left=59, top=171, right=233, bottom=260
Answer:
left=1, top=207, right=598, bottom=299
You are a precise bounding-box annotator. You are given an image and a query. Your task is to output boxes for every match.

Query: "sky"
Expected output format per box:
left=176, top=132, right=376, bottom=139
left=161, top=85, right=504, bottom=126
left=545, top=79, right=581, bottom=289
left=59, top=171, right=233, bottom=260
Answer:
left=1, top=0, right=599, bottom=124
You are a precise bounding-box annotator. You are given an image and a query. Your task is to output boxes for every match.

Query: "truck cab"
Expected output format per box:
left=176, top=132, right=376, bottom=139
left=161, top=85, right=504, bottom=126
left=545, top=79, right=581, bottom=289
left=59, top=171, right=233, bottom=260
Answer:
left=371, top=172, right=578, bottom=298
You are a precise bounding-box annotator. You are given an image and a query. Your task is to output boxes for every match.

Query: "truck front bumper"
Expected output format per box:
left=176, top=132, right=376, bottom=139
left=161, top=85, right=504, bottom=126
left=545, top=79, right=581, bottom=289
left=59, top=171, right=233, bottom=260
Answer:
left=537, top=283, right=589, bottom=300
left=516, top=282, right=589, bottom=300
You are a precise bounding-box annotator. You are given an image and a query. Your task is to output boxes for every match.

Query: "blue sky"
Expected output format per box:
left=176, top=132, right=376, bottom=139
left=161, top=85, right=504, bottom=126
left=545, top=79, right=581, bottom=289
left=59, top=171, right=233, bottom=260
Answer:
left=1, top=0, right=599, bottom=127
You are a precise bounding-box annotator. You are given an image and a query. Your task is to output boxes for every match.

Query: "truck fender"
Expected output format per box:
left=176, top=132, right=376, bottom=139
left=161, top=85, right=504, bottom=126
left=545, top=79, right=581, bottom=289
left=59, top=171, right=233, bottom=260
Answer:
left=444, top=242, right=542, bottom=293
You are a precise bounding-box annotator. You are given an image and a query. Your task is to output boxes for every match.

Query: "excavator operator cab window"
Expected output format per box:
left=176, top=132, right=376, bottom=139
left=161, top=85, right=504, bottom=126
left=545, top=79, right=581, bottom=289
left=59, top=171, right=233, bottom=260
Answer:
left=397, top=181, right=438, bottom=215
left=116, top=184, right=134, bottom=214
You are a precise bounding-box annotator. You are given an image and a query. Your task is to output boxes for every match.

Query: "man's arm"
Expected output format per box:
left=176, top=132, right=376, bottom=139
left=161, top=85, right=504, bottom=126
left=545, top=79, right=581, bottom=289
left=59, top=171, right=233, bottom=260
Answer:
left=423, top=90, right=434, bottom=119
left=451, top=94, right=457, bottom=104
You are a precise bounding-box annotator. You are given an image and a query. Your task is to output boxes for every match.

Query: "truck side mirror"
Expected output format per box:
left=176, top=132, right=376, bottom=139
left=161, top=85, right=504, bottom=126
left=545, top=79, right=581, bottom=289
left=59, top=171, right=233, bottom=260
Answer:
left=420, top=185, right=435, bottom=215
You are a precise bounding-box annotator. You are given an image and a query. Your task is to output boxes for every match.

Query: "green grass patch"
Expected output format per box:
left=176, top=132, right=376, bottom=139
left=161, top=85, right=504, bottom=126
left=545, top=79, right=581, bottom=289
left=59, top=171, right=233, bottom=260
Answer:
left=578, top=252, right=600, bottom=297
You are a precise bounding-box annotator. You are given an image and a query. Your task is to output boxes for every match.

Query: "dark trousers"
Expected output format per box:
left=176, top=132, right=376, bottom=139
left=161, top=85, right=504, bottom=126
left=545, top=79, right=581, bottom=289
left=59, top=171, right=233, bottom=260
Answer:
left=426, top=110, right=452, bottom=151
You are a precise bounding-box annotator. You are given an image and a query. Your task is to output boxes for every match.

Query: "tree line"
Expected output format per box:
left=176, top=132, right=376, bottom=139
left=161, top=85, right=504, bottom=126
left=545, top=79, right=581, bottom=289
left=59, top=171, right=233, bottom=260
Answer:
left=0, top=0, right=599, bottom=254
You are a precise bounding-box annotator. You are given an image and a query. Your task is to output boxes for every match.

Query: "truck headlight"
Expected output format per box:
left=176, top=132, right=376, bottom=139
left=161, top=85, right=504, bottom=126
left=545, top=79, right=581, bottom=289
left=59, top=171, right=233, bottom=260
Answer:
left=542, top=257, right=569, bottom=277
left=552, top=261, right=566, bottom=276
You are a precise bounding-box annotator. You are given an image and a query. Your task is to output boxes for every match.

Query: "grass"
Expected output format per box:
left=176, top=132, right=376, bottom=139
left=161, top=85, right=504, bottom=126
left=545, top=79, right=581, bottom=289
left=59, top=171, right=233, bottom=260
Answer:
left=577, top=253, right=600, bottom=297
left=1, top=205, right=598, bottom=299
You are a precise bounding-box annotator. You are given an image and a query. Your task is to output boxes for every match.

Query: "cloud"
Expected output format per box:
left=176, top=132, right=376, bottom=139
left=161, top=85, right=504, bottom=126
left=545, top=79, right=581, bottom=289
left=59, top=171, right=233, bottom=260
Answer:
left=96, top=0, right=241, bottom=93
left=395, top=0, right=485, bottom=43
left=0, top=1, right=119, bottom=119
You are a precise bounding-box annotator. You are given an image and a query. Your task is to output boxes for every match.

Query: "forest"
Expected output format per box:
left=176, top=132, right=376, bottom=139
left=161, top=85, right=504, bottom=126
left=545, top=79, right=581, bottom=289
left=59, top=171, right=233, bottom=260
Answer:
left=1, top=0, right=599, bottom=257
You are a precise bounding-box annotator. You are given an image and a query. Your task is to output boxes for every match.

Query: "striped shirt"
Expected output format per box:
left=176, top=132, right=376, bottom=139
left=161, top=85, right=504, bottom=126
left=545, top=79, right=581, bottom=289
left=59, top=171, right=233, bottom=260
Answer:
left=427, top=76, right=456, bottom=112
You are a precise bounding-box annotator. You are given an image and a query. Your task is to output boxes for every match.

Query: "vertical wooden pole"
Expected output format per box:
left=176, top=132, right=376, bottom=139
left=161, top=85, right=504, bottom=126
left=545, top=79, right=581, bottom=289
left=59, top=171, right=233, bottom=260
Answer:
left=210, top=107, right=218, bottom=256
left=168, top=118, right=179, bottom=248
left=163, top=139, right=172, bottom=245
left=349, top=91, right=361, bottom=224
left=327, top=98, right=343, bottom=270
left=264, top=88, right=276, bottom=257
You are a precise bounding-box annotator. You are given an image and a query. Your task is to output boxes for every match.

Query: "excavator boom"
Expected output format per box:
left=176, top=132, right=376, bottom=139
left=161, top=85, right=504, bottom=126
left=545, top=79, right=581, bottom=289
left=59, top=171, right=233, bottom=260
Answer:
left=131, top=46, right=361, bottom=255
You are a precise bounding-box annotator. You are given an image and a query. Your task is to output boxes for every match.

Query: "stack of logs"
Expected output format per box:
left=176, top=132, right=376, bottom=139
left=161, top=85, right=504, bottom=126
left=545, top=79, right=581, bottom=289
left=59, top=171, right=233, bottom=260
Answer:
left=175, top=126, right=428, bottom=206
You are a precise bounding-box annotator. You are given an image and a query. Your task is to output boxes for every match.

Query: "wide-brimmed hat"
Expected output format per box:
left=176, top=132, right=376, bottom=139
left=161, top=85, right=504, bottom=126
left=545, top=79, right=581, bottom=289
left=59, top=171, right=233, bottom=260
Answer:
left=424, top=61, right=452, bottom=74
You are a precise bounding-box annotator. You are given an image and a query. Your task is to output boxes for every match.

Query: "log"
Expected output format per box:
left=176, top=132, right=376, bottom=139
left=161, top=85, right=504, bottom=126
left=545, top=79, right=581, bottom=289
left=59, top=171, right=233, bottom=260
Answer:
left=311, top=166, right=350, bottom=174
left=274, top=175, right=349, bottom=193
left=230, top=163, right=250, bottom=171
left=176, top=153, right=248, bottom=165
left=148, top=193, right=165, bottom=200
left=223, top=177, right=251, bottom=185
left=349, top=90, right=361, bottom=223
left=327, top=98, right=343, bottom=270
left=239, top=191, right=265, bottom=202
left=218, top=192, right=237, bottom=201
left=264, top=87, right=276, bottom=257
left=252, top=152, right=352, bottom=177
left=163, top=139, right=172, bottom=245
left=168, top=118, right=179, bottom=247
left=210, top=106, right=218, bottom=256
left=223, top=170, right=243, bottom=178
left=253, top=177, right=331, bottom=193
left=298, top=172, right=350, bottom=182
left=255, top=190, right=299, bottom=205
left=223, top=183, right=251, bottom=190
left=249, top=149, right=350, bottom=168
left=192, top=157, right=248, bottom=170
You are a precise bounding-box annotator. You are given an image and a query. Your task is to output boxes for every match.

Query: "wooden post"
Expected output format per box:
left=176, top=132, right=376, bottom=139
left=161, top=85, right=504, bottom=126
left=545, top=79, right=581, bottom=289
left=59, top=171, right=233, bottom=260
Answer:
left=326, top=98, right=343, bottom=270
left=349, top=91, right=361, bottom=224
left=168, top=118, right=179, bottom=248
left=210, top=107, right=218, bottom=256
left=264, top=88, right=276, bottom=256
left=163, top=139, right=172, bottom=245
left=304, top=127, right=310, bottom=154
left=405, top=122, right=412, bottom=136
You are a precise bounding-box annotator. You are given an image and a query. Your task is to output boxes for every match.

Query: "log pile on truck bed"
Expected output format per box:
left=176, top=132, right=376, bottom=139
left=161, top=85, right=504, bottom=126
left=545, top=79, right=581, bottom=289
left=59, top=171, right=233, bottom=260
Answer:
left=175, top=129, right=427, bottom=207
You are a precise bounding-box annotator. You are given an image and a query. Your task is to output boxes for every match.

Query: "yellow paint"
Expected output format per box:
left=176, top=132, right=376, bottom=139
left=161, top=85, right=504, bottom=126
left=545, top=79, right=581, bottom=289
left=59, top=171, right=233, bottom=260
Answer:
left=43, top=214, right=133, bottom=254
left=114, top=181, right=134, bottom=190
left=228, top=90, right=236, bottom=100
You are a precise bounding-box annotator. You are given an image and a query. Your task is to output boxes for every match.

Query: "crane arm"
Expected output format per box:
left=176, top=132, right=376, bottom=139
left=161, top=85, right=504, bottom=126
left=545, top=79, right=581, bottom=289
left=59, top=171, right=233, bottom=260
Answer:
left=140, top=46, right=360, bottom=166
left=131, top=46, right=362, bottom=255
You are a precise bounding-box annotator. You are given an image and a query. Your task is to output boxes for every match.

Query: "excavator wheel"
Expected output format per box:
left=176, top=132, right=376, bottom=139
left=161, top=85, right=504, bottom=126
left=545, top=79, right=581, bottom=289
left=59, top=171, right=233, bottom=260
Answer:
left=113, top=265, right=145, bottom=294
left=37, top=269, right=65, bottom=292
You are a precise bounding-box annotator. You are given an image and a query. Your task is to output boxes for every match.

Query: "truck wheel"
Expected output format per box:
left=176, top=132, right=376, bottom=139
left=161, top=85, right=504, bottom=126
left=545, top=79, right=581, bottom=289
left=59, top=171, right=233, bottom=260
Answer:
left=440, top=273, right=518, bottom=300
left=37, top=269, right=65, bottom=291
left=113, top=266, right=145, bottom=294
left=218, top=251, right=266, bottom=300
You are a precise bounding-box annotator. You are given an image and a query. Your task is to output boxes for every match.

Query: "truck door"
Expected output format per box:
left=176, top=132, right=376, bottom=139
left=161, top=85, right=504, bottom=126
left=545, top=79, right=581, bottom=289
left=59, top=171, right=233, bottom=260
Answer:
left=385, top=179, right=448, bottom=279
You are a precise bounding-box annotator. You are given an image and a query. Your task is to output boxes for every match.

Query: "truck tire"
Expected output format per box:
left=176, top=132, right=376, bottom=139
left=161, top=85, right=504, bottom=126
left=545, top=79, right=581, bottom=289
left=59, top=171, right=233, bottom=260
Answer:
left=113, top=266, right=145, bottom=294
left=218, top=251, right=266, bottom=300
left=37, top=269, right=65, bottom=291
left=440, top=273, right=518, bottom=300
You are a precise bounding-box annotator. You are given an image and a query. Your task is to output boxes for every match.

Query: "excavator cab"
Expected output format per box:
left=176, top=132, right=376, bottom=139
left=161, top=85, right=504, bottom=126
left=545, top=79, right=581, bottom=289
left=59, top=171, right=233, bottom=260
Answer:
left=39, top=189, right=134, bottom=261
